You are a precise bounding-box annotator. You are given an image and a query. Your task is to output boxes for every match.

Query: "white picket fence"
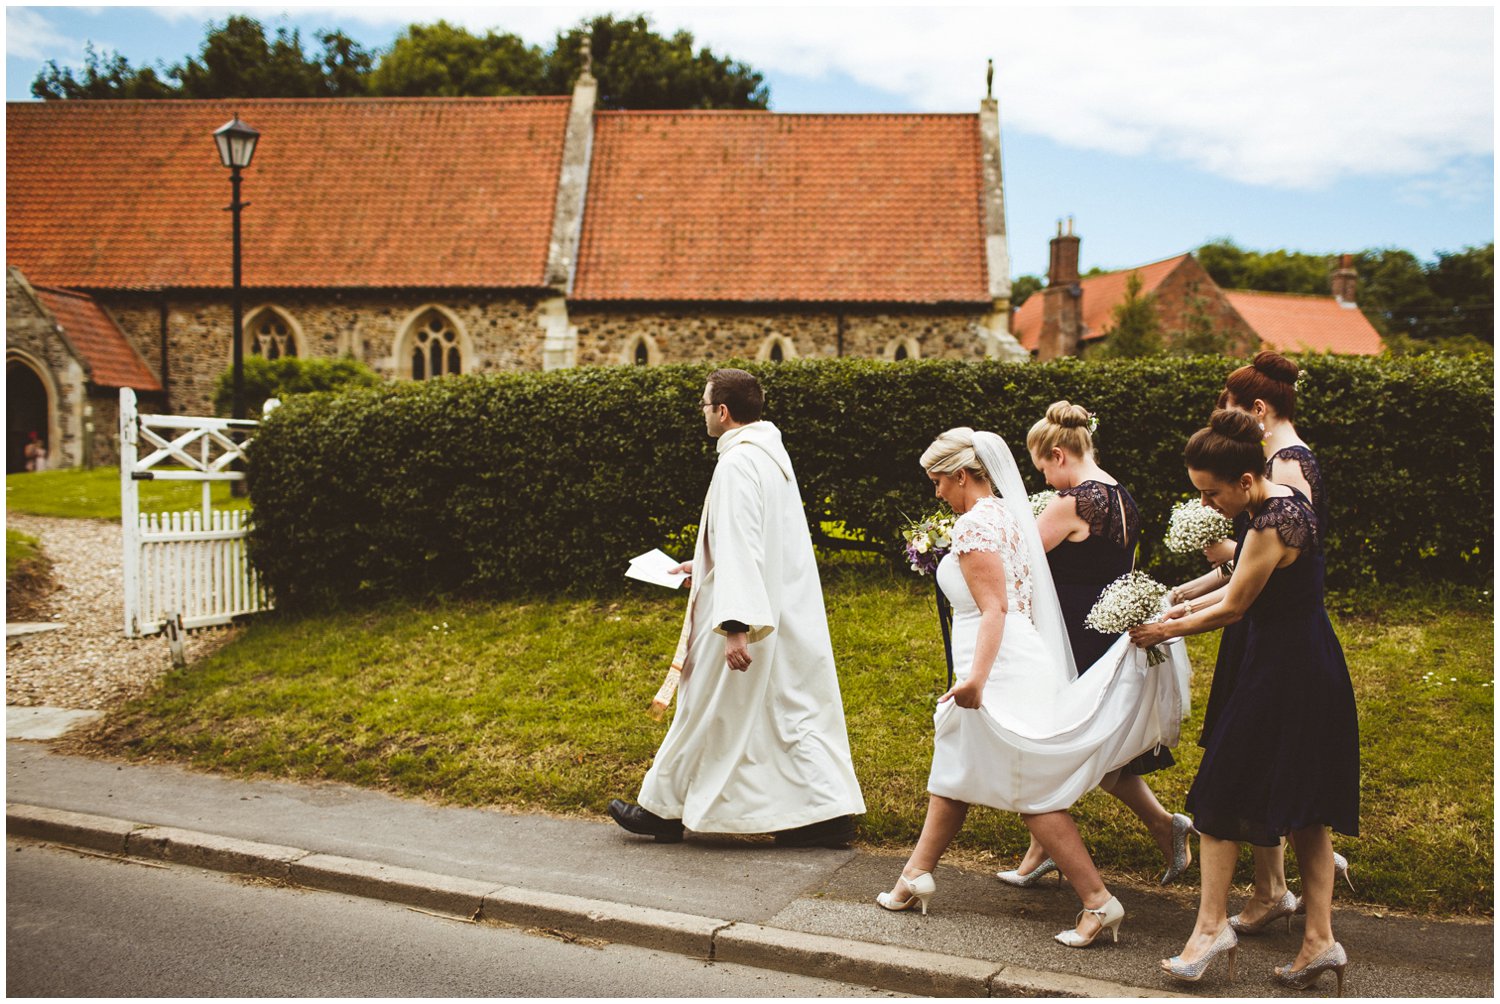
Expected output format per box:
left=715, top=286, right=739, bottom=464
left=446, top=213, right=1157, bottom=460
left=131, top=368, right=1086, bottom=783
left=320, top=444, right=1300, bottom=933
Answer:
left=120, top=388, right=273, bottom=637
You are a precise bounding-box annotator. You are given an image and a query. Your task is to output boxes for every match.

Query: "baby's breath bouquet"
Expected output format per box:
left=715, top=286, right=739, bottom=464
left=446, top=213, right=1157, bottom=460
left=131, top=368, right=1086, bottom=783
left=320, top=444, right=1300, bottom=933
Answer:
left=1029, top=490, right=1058, bottom=517
left=901, top=508, right=956, bottom=576
left=1164, top=499, right=1234, bottom=554
left=1084, top=570, right=1171, bottom=665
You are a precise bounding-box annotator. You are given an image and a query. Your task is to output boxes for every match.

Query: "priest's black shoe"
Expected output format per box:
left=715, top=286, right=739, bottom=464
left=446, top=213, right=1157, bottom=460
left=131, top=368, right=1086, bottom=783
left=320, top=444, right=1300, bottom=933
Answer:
left=773, top=814, right=857, bottom=848
left=607, top=799, right=685, bottom=843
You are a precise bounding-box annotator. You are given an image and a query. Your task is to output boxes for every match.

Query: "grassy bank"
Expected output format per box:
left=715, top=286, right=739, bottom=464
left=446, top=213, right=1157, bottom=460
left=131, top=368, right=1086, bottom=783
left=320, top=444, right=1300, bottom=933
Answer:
left=76, top=569, right=1492, bottom=915
left=6, top=527, right=55, bottom=619
left=6, top=466, right=249, bottom=520
left=7, top=528, right=42, bottom=577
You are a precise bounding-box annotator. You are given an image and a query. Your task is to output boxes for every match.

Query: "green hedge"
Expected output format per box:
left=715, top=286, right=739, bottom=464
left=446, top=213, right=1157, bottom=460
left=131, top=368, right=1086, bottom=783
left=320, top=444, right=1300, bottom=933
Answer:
left=246, top=355, right=1492, bottom=607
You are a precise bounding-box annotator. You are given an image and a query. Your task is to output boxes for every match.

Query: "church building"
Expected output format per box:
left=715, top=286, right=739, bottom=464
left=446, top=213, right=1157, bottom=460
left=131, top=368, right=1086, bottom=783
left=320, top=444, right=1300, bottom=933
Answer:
left=6, top=64, right=1023, bottom=470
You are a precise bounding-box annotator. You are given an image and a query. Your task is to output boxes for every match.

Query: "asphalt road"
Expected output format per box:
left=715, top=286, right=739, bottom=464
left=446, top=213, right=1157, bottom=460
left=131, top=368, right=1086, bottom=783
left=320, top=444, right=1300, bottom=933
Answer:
left=6, top=838, right=900, bottom=997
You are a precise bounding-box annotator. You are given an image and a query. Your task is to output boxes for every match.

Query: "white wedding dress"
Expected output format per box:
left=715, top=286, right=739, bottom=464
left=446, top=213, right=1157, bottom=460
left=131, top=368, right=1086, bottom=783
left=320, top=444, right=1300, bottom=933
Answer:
left=928, top=495, right=1191, bottom=814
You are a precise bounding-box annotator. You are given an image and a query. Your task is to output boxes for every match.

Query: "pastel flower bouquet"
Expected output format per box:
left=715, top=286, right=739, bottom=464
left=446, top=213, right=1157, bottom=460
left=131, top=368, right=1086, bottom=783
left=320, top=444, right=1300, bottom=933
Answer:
left=901, top=509, right=956, bottom=577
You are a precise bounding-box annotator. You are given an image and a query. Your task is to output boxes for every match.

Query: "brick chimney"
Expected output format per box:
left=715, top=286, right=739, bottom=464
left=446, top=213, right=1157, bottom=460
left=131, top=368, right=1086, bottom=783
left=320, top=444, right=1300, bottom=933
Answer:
left=1330, top=253, right=1358, bottom=308
left=1037, top=218, right=1084, bottom=360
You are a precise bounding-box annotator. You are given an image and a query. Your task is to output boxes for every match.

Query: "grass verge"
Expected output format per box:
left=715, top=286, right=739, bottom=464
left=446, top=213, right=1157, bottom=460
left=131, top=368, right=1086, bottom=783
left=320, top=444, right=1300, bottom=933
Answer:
left=73, top=568, right=1492, bottom=915
left=7, top=466, right=250, bottom=520
left=6, top=528, right=55, bottom=619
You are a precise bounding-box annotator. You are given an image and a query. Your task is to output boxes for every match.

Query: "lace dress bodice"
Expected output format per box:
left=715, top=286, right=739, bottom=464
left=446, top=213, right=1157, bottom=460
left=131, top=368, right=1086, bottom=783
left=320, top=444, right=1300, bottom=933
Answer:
left=942, top=495, right=1033, bottom=617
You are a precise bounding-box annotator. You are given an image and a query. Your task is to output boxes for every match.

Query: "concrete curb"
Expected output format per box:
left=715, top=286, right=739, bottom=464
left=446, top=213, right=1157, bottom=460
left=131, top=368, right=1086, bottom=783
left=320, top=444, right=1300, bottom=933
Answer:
left=7, top=802, right=1179, bottom=998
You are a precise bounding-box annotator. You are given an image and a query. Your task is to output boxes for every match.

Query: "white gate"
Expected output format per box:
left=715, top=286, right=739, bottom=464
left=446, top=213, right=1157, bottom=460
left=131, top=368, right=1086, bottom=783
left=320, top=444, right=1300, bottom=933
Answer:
left=120, top=388, right=272, bottom=637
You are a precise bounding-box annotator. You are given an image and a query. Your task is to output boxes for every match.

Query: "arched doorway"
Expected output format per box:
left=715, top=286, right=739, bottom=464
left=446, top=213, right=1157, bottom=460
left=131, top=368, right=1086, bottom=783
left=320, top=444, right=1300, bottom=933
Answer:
left=7, top=358, right=51, bottom=473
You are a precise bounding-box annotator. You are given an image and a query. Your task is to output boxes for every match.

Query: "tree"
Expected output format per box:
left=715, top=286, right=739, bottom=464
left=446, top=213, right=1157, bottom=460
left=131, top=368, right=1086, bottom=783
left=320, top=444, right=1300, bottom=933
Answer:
left=1169, top=280, right=1252, bottom=356
left=1092, top=272, right=1165, bottom=358
left=171, top=16, right=374, bottom=98
left=1010, top=275, right=1043, bottom=308
left=547, top=14, right=768, bottom=109
left=366, top=21, right=546, bottom=97
left=33, top=16, right=375, bottom=99
left=35, top=13, right=769, bottom=109
left=1197, top=239, right=1494, bottom=349
left=213, top=356, right=382, bottom=417
left=31, top=43, right=175, bottom=100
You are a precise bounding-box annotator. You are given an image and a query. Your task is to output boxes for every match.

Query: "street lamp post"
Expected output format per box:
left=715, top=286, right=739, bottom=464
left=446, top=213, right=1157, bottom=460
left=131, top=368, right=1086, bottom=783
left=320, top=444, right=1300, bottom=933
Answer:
left=212, top=115, right=260, bottom=423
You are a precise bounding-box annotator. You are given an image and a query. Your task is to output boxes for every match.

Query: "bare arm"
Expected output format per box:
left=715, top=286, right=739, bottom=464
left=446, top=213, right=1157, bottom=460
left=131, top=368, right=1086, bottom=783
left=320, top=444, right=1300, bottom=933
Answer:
left=1171, top=565, right=1232, bottom=603
left=940, top=548, right=1009, bottom=708
left=1034, top=494, right=1088, bottom=552
left=1203, top=538, right=1237, bottom=566
left=1132, top=525, right=1292, bottom=646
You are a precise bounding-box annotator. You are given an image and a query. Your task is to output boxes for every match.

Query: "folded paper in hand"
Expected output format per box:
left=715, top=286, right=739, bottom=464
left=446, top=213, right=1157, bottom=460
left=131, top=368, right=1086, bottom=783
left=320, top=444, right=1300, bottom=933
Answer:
left=625, top=548, right=688, bottom=589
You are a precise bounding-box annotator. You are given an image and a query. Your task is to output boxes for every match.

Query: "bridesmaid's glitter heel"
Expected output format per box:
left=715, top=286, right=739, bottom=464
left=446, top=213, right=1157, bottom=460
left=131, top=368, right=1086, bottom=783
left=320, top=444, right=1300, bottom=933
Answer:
left=1229, top=889, right=1297, bottom=935
left=1160, top=813, right=1196, bottom=885
left=1162, top=925, right=1238, bottom=984
left=1274, top=942, right=1348, bottom=996
left=996, top=857, right=1060, bottom=887
left=1295, top=852, right=1353, bottom=914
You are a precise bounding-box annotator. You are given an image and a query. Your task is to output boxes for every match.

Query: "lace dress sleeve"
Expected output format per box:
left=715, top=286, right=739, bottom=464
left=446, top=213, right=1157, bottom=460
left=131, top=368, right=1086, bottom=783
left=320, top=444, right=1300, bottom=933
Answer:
left=1059, top=483, right=1109, bottom=538
left=1250, top=496, right=1320, bottom=551
left=1269, top=446, right=1327, bottom=522
left=952, top=506, right=1004, bottom=555
left=1059, top=482, right=1137, bottom=549
left=951, top=498, right=1033, bottom=614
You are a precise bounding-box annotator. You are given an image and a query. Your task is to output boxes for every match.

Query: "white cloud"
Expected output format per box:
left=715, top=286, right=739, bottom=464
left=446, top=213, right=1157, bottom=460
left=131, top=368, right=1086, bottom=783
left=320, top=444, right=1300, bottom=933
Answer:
left=7, top=8, right=78, bottom=61
left=96, top=4, right=1500, bottom=192
left=633, top=5, right=1496, bottom=192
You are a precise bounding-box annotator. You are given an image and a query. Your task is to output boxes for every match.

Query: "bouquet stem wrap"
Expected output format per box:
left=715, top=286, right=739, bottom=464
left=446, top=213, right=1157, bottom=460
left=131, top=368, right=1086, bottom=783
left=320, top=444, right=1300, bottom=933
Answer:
left=935, top=578, right=955, bottom=690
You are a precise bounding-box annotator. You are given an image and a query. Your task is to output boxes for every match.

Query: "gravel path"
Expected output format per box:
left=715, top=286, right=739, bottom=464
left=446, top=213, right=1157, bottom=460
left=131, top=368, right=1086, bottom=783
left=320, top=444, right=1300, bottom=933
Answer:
left=6, top=514, right=237, bottom=710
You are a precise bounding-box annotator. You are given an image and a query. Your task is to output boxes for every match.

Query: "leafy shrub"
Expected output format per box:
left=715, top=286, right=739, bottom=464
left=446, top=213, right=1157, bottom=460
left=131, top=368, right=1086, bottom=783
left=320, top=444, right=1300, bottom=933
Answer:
left=247, top=355, right=1492, bottom=607
left=213, top=355, right=382, bottom=416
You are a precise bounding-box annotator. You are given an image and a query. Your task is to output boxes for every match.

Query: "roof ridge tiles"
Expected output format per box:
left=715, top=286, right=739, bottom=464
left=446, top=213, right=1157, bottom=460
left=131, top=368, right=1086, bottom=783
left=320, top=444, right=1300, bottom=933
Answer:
left=595, top=109, right=977, bottom=119
left=1224, top=287, right=1339, bottom=300
left=7, top=95, right=571, bottom=108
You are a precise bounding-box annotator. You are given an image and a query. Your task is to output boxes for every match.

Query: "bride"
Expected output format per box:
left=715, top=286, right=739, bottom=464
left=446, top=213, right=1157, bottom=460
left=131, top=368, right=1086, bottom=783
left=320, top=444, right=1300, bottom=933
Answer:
left=876, top=428, right=1189, bottom=948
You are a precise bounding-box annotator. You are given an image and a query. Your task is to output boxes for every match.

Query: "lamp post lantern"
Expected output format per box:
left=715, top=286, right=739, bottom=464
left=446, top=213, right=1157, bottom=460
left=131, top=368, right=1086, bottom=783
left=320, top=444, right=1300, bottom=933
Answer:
left=213, top=115, right=259, bottom=423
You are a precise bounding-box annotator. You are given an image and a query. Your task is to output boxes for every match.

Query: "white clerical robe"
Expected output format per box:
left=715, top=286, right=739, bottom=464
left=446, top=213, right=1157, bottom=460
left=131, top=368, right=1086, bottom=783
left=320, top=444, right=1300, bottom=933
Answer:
left=637, top=421, right=866, bottom=833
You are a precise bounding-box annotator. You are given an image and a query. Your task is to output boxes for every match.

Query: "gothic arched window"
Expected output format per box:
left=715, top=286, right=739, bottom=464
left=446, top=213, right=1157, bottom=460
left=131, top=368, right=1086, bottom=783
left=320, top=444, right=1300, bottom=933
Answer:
left=408, top=310, right=463, bottom=380
left=242, top=306, right=303, bottom=361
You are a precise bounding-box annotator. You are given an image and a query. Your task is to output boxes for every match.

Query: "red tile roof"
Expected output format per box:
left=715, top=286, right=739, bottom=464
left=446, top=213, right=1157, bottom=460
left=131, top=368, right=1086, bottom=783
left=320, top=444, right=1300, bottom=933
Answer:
left=7, top=98, right=570, bottom=290
left=572, top=111, right=990, bottom=303
left=1012, top=255, right=1189, bottom=351
left=32, top=285, right=162, bottom=390
left=1222, top=289, right=1383, bottom=355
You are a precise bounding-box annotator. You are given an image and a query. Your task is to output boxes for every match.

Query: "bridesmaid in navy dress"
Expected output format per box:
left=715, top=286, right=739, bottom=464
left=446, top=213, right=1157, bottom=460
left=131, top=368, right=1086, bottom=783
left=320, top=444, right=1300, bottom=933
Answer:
left=1133, top=410, right=1358, bottom=994
left=1167, top=352, right=1342, bottom=933
left=997, top=402, right=1192, bottom=889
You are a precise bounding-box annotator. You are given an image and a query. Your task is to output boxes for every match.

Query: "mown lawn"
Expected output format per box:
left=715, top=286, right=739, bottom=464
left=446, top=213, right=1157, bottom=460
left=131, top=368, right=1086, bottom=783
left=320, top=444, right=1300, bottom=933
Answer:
left=75, top=568, right=1492, bottom=915
left=6, top=466, right=249, bottom=520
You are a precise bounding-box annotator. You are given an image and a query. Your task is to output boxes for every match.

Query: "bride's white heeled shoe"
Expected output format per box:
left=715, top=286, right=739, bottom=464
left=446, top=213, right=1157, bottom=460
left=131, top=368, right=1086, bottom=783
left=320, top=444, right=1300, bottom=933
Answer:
left=1054, top=895, right=1125, bottom=947
left=876, top=871, right=936, bottom=916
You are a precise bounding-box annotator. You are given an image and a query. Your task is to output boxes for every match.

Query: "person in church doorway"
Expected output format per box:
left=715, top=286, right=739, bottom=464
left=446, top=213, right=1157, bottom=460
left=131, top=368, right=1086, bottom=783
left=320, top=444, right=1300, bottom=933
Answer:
left=608, top=368, right=866, bottom=848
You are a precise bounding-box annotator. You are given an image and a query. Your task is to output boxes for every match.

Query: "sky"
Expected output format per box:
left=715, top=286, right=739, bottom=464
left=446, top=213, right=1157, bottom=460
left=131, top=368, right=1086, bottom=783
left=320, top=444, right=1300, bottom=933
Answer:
left=5, top=4, right=1494, bottom=279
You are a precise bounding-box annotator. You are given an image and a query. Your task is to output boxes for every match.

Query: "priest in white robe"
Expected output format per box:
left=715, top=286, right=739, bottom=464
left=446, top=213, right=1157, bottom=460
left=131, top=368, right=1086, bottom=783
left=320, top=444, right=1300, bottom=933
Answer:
left=609, top=369, right=866, bottom=847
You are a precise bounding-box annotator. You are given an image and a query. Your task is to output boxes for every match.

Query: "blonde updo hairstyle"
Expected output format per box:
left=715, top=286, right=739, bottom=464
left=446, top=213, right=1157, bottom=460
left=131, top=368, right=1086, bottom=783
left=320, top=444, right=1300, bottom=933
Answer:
left=920, top=427, right=990, bottom=484
left=1026, top=400, right=1095, bottom=461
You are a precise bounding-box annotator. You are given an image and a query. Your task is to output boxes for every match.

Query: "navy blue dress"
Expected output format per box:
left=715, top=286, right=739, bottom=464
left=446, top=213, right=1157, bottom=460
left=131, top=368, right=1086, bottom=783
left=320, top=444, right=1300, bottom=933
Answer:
left=1048, top=481, right=1173, bottom=775
left=1199, top=446, right=1327, bottom=746
left=1186, top=491, right=1359, bottom=846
